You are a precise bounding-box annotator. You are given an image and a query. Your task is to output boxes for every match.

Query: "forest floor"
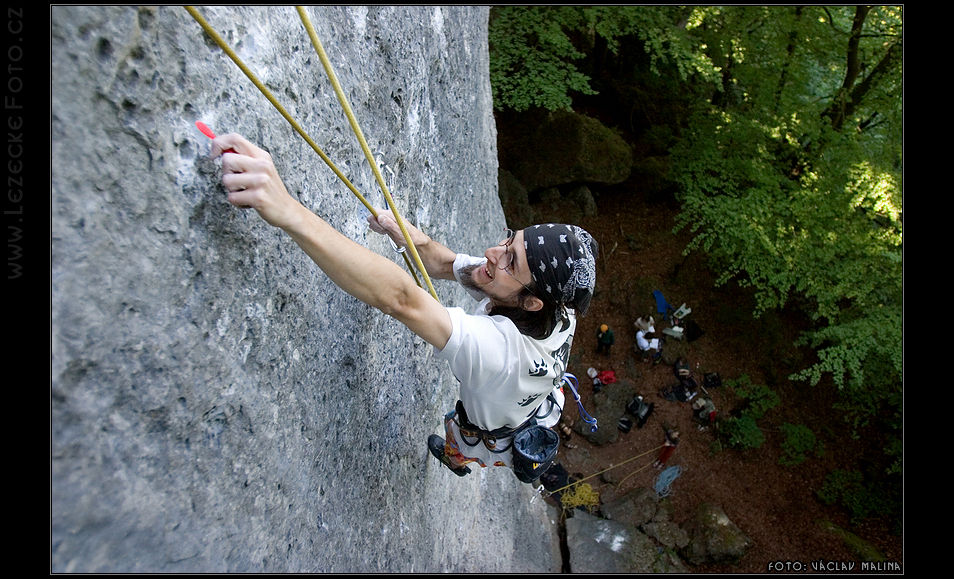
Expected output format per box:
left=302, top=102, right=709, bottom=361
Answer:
left=536, top=191, right=903, bottom=573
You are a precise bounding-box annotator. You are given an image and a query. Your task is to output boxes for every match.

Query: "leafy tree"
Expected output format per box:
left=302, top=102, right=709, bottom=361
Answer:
left=488, top=6, right=720, bottom=112
left=666, top=7, right=902, bottom=475
left=488, top=5, right=903, bottom=478
left=778, top=423, right=824, bottom=466
left=718, top=374, right=780, bottom=451
left=488, top=6, right=595, bottom=112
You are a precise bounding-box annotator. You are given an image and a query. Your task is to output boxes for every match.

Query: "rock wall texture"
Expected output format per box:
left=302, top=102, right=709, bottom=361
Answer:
left=51, top=6, right=560, bottom=573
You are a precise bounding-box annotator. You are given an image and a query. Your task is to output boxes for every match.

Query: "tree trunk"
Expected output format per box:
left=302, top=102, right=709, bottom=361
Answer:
left=823, top=5, right=871, bottom=130
left=774, top=6, right=803, bottom=114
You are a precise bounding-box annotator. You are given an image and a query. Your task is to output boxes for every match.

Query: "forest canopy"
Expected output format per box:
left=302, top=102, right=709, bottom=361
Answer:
left=489, top=5, right=902, bottom=479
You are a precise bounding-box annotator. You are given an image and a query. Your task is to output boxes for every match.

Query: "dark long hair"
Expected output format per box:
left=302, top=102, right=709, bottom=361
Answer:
left=489, top=286, right=565, bottom=340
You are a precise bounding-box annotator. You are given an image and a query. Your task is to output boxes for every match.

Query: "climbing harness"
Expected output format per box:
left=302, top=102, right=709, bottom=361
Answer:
left=453, top=400, right=525, bottom=454
left=184, top=6, right=436, bottom=301
left=450, top=398, right=562, bottom=484
left=561, top=373, right=597, bottom=433
left=654, top=465, right=683, bottom=497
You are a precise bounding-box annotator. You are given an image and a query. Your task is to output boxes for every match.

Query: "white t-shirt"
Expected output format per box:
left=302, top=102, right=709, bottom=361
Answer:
left=434, top=254, right=572, bottom=431
left=636, top=327, right=659, bottom=351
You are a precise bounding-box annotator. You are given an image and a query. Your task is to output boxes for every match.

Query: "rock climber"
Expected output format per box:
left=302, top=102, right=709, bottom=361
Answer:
left=209, top=133, right=598, bottom=482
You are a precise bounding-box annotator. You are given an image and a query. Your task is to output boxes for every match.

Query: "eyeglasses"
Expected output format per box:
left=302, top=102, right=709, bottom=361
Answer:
left=497, top=228, right=535, bottom=295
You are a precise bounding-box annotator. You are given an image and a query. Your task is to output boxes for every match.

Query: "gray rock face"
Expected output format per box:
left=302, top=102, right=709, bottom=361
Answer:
left=682, top=502, right=753, bottom=565
left=565, top=510, right=659, bottom=574
left=51, top=6, right=559, bottom=573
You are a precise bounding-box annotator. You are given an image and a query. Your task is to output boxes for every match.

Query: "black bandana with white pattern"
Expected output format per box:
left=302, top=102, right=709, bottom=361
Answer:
left=522, top=224, right=598, bottom=315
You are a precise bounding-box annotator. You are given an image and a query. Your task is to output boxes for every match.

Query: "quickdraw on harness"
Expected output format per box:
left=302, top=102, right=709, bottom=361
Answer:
left=561, top=373, right=598, bottom=432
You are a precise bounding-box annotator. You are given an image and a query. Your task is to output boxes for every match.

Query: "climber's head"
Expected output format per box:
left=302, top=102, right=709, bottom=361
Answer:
left=521, top=223, right=598, bottom=316
left=458, top=228, right=541, bottom=312
left=458, top=224, right=597, bottom=339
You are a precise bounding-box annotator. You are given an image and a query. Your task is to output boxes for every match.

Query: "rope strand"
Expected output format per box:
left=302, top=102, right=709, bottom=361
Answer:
left=295, top=6, right=438, bottom=302
left=184, top=6, right=432, bottom=297
left=544, top=443, right=663, bottom=498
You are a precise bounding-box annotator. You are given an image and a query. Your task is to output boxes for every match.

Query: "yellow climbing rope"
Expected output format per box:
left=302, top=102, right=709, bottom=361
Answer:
left=183, top=6, right=437, bottom=301
left=296, top=6, right=439, bottom=303
left=544, top=443, right=663, bottom=499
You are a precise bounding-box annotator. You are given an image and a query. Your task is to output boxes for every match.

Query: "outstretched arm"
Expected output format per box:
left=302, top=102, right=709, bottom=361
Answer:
left=211, top=133, right=452, bottom=349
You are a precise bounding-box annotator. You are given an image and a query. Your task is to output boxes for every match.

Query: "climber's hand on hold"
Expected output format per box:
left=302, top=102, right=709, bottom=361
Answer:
left=367, top=207, right=458, bottom=281
left=367, top=208, right=429, bottom=250
left=212, top=133, right=305, bottom=230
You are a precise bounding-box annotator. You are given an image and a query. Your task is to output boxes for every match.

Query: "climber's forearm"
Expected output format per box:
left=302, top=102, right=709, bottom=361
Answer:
left=283, top=204, right=452, bottom=348
left=406, top=234, right=457, bottom=280
left=368, top=210, right=457, bottom=280
left=209, top=132, right=452, bottom=348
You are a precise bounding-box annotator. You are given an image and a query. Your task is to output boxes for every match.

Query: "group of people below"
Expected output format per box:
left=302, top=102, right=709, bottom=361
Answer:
left=587, top=315, right=717, bottom=470
left=592, top=315, right=661, bottom=362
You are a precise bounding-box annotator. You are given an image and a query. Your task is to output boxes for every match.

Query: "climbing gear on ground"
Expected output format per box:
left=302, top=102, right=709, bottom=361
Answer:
left=428, top=434, right=471, bottom=477
left=184, top=6, right=436, bottom=301
left=626, top=394, right=654, bottom=428
left=597, top=370, right=616, bottom=384
left=654, top=465, right=683, bottom=497
left=703, top=372, right=722, bottom=390
left=561, top=373, right=598, bottom=432
left=511, top=425, right=560, bottom=484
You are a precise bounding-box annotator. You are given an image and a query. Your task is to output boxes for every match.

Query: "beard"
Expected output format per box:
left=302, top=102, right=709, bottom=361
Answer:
left=457, top=262, right=485, bottom=294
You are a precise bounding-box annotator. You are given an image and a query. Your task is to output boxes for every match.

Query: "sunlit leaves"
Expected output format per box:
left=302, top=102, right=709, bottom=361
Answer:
left=668, top=6, right=902, bottom=427
left=488, top=6, right=595, bottom=112
left=489, top=6, right=723, bottom=112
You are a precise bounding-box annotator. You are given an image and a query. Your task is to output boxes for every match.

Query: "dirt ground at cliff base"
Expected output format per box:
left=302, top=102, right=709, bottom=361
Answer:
left=539, top=193, right=902, bottom=573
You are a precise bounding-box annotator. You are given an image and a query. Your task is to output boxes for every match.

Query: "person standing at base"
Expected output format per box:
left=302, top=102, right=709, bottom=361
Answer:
left=596, top=324, right=615, bottom=356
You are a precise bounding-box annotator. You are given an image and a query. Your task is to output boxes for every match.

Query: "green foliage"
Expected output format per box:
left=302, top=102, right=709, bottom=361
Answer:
left=488, top=6, right=595, bottom=112
left=488, top=6, right=722, bottom=112
left=718, top=375, right=779, bottom=450
left=584, top=6, right=722, bottom=84
left=728, top=374, right=780, bottom=419
left=664, top=6, right=902, bottom=460
left=778, top=422, right=823, bottom=466
left=720, top=414, right=765, bottom=450
left=817, top=468, right=900, bottom=525
left=488, top=3, right=903, bottom=507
